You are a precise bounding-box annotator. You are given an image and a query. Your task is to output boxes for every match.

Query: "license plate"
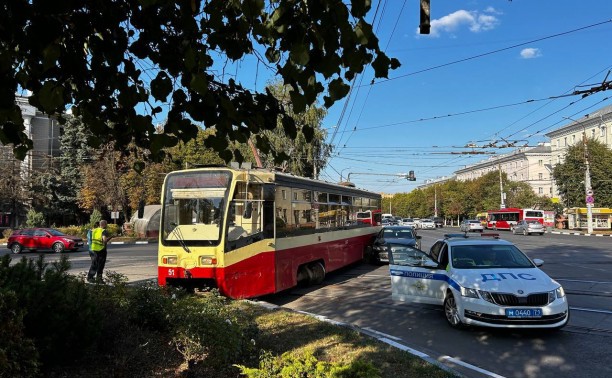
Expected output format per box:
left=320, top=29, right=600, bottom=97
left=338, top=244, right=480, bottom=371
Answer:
left=76, top=242, right=84, bottom=246
left=506, top=308, right=542, bottom=318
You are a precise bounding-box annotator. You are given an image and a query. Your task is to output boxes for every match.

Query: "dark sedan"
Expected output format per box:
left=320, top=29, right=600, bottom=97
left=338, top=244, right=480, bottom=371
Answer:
left=367, top=226, right=422, bottom=263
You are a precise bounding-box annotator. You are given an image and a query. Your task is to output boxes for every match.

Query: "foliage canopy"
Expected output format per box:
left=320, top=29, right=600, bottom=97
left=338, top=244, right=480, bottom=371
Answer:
left=0, top=0, right=399, bottom=167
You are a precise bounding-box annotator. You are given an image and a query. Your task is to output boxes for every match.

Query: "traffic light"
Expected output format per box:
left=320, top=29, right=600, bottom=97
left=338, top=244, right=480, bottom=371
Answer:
left=407, top=171, right=416, bottom=181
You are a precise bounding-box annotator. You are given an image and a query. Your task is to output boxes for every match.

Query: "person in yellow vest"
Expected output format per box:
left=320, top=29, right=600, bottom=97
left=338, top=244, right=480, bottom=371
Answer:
left=87, top=220, right=110, bottom=283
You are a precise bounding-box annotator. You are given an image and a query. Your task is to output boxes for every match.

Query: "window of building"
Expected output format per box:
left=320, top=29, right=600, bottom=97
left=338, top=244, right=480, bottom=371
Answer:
left=592, top=129, right=596, bottom=138
left=538, top=187, right=543, bottom=194
left=538, top=159, right=543, bottom=166
left=564, top=137, right=567, bottom=146
left=282, top=189, right=286, bottom=200
left=539, top=173, right=543, bottom=180
left=601, top=127, right=606, bottom=138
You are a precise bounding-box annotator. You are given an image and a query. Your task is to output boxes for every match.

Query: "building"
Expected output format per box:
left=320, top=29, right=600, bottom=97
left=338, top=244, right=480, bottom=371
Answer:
left=454, top=143, right=553, bottom=197
left=0, top=96, right=62, bottom=228
left=545, top=104, right=612, bottom=200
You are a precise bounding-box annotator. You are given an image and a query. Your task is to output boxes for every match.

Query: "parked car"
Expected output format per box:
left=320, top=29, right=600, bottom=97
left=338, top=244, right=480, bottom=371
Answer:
left=388, top=233, right=569, bottom=329
left=512, top=220, right=545, bottom=236
left=401, top=218, right=415, bottom=227
left=419, top=219, right=436, bottom=229
left=460, top=219, right=484, bottom=233
left=367, top=226, right=422, bottom=263
left=432, top=217, right=444, bottom=228
left=7, top=228, right=85, bottom=254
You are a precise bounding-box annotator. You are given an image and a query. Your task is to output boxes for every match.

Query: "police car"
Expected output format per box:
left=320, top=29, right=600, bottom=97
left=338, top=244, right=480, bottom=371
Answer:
left=388, top=233, right=569, bottom=329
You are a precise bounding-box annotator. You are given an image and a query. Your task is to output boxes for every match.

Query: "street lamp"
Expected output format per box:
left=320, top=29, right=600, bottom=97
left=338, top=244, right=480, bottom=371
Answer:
left=562, top=116, right=593, bottom=233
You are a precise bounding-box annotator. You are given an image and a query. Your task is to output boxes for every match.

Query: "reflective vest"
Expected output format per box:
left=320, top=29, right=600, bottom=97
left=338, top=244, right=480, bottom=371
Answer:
left=91, top=227, right=106, bottom=252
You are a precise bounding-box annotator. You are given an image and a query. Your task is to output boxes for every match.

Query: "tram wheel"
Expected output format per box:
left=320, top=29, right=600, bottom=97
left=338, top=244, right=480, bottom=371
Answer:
left=309, top=262, right=326, bottom=285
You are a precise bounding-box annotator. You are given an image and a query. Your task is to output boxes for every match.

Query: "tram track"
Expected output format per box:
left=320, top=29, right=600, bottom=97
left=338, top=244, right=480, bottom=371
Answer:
left=271, top=266, right=612, bottom=336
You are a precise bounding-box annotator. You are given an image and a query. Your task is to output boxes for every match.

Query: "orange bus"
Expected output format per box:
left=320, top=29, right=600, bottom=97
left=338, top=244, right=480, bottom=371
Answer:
left=157, top=166, right=382, bottom=298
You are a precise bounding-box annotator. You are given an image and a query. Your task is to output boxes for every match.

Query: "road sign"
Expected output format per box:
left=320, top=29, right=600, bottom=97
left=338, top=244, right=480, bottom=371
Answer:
left=586, top=195, right=594, bottom=204
left=111, top=211, right=120, bottom=219
left=586, top=189, right=594, bottom=196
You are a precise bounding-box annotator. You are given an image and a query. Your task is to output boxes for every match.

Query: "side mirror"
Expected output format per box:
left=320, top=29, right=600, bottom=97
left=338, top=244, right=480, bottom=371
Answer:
left=532, top=258, right=544, bottom=267
left=423, top=259, right=438, bottom=268
left=137, top=200, right=145, bottom=218
left=243, top=201, right=253, bottom=219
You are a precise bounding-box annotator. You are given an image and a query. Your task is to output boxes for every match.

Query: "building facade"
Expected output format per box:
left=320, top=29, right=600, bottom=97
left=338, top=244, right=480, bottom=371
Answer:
left=454, top=143, right=553, bottom=197
left=0, top=96, right=62, bottom=228
left=545, top=104, right=612, bottom=200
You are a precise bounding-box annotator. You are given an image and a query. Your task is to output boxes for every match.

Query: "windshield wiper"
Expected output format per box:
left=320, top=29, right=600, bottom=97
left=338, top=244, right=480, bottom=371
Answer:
left=170, top=222, right=191, bottom=253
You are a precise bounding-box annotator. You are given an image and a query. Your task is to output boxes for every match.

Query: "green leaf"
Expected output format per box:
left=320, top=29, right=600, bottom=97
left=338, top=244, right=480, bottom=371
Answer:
left=350, top=0, right=371, bottom=18
left=290, top=43, right=310, bottom=65
left=371, top=54, right=391, bottom=78
left=289, top=90, right=306, bottom=113
left=38, top=81, right=65, bottom=113
left=282, top=116, right=297, bottom=139
left=265, top=47, right=280, bottom=63
left=150, top=72, right=173, bottom=101
left=190, top=73, right=209, bottom=96
left=327, top=78, right=350, bottom=102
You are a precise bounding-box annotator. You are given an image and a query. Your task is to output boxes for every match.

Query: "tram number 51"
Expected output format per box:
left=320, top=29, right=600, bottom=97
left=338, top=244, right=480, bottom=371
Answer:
left=168, top=269, right=176, bottom=277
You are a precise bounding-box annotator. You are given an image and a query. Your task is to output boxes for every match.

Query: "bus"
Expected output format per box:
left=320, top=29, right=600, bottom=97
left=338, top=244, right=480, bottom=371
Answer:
left=157, top=166, right=382, bottom=299
left=355, top=209, right=382, bottom=225
left=486, top=208, right=544, bottom=230
left=476, top=211, right=488, bottom=227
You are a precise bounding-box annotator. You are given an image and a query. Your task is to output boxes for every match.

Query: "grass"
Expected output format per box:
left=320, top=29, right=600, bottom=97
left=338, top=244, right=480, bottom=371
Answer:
left=224, top=300, right=455, bottom=378
left=41, top=292, right=456, bottom=378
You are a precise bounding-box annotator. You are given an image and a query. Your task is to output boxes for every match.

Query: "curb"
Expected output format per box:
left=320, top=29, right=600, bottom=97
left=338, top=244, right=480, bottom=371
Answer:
left=247, top=300, right=469, bottom=378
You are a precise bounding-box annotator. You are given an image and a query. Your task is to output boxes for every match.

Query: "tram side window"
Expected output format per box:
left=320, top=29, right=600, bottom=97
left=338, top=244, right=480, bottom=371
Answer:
left=227, top=182, right=263, bottom=245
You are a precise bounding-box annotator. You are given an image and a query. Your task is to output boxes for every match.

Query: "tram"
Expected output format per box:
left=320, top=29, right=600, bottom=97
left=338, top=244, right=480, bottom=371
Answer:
left=157, top=166, right=382, bottom=298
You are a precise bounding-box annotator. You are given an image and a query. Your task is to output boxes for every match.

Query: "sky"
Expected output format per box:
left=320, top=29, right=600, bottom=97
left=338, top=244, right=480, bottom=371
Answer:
left=310, top=0, right=612, bottom=194
left=124, top=1, right=612, bottom=194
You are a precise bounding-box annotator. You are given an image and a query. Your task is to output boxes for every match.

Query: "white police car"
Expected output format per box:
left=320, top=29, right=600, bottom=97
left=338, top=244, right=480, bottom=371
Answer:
left=388, top=234, right=569, bottom=329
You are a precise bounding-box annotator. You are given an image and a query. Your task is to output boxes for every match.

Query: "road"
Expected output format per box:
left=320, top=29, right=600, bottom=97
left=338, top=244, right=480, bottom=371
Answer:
left=262, top=229, right=612, bottom=378
left=2, top=230, right=611, bottom=378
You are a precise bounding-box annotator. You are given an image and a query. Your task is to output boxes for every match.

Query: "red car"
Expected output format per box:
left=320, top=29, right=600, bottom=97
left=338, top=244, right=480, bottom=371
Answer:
left=7, top=228, right=84, bottom=254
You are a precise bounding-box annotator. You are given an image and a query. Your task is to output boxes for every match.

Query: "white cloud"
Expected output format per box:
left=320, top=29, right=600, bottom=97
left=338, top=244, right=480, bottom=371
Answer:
left=520, top=48, right=542, bottom=59
left=419, top=9, right=500, bottom=37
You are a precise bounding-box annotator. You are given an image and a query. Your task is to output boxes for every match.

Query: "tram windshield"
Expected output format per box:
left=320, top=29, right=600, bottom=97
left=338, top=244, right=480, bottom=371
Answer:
left=161, top=171, right=231, bottom=246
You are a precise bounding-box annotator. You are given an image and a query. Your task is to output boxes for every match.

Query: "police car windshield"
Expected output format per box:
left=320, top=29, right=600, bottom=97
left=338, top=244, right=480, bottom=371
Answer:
left=451, top=244, right=534, bottom=269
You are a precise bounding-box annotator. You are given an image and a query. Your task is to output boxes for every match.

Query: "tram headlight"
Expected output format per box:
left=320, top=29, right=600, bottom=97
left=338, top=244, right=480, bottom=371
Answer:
left=162, top=255, right=177, bottom=265
left=199, top=256, right=217, bottom=265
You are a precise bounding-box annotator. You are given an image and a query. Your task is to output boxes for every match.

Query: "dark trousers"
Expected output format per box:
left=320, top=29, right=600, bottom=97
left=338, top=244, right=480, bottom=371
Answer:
left=87, top=248, right=107, bottom=281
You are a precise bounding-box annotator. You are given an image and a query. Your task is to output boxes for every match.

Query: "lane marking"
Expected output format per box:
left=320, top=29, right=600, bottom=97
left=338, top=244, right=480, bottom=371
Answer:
left=570, top=307, right=612, bottom=315
left=557, top=278, right=612, bottom=284
left=440, top=356, right=506, bottom=378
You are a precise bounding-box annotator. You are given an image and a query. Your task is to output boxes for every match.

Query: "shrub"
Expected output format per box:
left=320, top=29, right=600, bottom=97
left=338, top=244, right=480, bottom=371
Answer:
left=235, top=350, right=381, bottom=378
left=2, top=229, right=12, bottom=239
left=106, top=223, right=120, bottom=237
left=170, top=291, right=259, bottom=371
left=0, top=254, right=102, bottom=366
left=0, top=290, right=40, bottom=378
left=25, top=209, right=45, bottom=228
left=89, top=209, right=102, bottom=229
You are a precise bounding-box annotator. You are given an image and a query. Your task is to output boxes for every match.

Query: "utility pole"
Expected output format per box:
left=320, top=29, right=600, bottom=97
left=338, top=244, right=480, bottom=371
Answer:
left=583, top=133, right=594, bottom=233
left=564, top=116, right=594, bottom=233
left=434, top=185, right=438, bottom=217
left=499, top=163, right=505, bottom=208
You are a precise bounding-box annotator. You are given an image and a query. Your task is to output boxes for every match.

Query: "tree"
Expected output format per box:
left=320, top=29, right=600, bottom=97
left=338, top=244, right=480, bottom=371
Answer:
left=252, top=81, right=331, bottom=177
left=0, top=0, right=400, bottom=167
left=553, top=139, right=612, bottom=208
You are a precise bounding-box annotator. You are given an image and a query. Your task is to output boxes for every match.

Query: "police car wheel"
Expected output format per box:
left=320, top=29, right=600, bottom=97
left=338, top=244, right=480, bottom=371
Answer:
left=444, top=293, right=464, bottom=328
